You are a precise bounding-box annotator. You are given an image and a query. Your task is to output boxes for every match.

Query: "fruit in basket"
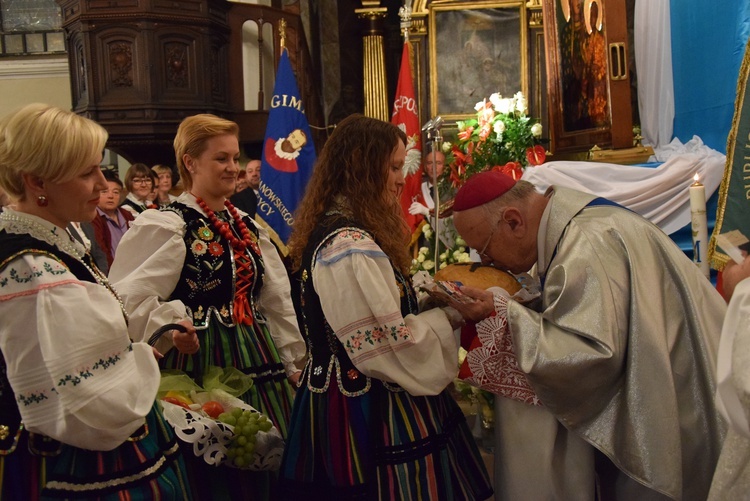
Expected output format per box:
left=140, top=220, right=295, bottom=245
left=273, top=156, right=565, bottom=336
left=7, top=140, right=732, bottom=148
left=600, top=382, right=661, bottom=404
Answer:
left=162, top=396, right=190, bottom=409
left=164, top=390, right=193, bottom=406
left=201, top=400, right=225, bottom=419
left=222, top=408, right=276, bottom=468
left=217, top=412, right=237, bottom=426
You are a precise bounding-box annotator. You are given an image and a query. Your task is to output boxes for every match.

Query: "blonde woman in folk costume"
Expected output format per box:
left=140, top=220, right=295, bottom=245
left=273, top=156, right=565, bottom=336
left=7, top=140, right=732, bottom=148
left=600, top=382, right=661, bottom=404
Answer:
left=279, top=114, right=493, bottom=500
left=110, top=113, right=305, bottom=500
left=0, top=103, right=192, bottom=499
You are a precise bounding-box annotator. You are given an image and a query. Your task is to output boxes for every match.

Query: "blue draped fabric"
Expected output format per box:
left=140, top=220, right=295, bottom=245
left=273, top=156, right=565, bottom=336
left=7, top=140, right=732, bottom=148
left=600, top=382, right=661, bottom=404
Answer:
left=670, top=0, right=750, bottom=153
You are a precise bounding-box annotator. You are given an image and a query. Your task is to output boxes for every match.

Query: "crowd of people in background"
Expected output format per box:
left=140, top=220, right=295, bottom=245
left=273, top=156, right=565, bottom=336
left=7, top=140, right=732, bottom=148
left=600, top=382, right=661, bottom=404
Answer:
left=0, top=145, right=263, bottom=279
left=1, top=103, right=749, bottom=500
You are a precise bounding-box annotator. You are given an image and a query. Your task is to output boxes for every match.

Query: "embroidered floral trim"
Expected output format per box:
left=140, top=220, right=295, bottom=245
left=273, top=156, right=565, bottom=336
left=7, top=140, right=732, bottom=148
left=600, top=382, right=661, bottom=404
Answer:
left=208, top=241, right=223, bottom=257
left=311, top=226, right=382, bottom=273
left=16, top=385, right=58, bottom=408
left=193, top=305, right=205, bottom=320
left=196, top=226, right=214, bottom=241
left=17, top=391, right=49, bottom=406
left=91, top=354, right=121, bottom=371
left=191, top=240, right=207, bottom=256
left=334, top=358, right=371, bottom=397
left=17, top=344, right=135, bottom=407
left=305, top=356, right=335, bottom=394
left=332, top=229, right=367, bottom=243
left=185, top=278, right=220, bottom=293
left=342, top=321, right=411, bottom=355
left=57, top=369, right=94, bottom=387
left=0, top=261, right=67, bottom=288
left=186, top=304, right=237, bottom=328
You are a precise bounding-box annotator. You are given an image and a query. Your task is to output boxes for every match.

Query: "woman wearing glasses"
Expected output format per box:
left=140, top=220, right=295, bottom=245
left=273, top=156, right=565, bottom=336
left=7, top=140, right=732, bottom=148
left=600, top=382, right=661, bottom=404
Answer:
left=121, top=163, right=156, bottom=218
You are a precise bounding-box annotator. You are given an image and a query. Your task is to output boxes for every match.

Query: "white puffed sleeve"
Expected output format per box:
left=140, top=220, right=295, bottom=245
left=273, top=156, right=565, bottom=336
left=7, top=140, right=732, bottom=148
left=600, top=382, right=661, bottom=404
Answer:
left=312, top=230, right=458, bottom=396
left=252, top=220, right=305, bottom=376
left=109, top=209, right=190, bottom=350
left=0, top=253, right=160, bottom=451
left=716, top=278, right=750, bottom=437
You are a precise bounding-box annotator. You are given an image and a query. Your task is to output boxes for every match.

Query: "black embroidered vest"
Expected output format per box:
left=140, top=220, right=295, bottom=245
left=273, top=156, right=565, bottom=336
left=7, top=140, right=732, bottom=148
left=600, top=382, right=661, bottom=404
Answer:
left=295, top=218, right=418, bottom=397
left=0, top=230, right=99, bottom=452
left=120, top=198, right=147, bottom=214
left=166, top=202, right=265, bottom=328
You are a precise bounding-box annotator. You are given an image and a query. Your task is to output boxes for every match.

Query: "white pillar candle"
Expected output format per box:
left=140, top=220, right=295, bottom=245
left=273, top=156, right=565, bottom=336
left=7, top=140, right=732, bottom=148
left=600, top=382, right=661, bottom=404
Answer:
left=689, top=174, right=710, bottom=278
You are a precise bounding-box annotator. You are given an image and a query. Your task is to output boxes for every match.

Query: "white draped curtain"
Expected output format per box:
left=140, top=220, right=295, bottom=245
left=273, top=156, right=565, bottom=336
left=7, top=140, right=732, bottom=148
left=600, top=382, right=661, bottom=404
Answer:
left=634, top=0, right=674, bottom=150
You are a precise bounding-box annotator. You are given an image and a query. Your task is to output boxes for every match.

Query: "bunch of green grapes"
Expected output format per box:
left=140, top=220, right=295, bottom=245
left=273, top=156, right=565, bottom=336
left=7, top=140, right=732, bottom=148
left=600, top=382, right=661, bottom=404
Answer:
left=218, top=407, right=273, bottom=468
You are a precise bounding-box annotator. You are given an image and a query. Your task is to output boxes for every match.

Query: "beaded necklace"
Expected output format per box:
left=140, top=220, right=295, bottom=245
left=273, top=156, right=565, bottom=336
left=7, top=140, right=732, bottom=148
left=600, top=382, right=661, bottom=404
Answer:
left=193, top=196, right=253, bottom=251
left=0, top=210, right=129, bottom=322
left=193, top=195, right=261, bottom=325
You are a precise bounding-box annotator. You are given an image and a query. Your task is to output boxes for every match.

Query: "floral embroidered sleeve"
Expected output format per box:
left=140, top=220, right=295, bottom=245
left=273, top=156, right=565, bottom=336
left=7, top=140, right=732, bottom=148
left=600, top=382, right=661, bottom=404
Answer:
left=312, top=229, right=459, bottom=396
left=0, top=253, right=161, bottom=450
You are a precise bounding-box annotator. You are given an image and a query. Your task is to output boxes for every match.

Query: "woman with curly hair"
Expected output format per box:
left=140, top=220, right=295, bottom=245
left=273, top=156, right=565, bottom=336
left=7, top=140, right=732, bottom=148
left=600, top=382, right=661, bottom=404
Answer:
left=280, top=114, right=493, bottom=500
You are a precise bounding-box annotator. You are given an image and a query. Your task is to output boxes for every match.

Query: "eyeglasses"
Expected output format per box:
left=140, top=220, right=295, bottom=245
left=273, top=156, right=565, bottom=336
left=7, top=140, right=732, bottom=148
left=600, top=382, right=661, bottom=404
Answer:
left=477, top=222, right=498, bottom=260
left=132, top=177, right=152, bottom=185
left=477, top=210, right=505, bottom=260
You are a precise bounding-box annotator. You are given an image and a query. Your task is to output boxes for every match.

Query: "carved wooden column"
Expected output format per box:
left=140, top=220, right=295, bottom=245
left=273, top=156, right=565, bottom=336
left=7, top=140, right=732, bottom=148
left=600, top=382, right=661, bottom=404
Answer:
left=55, top=0, right=231, bottom=165
left=355, top=1, right=388, bottom=121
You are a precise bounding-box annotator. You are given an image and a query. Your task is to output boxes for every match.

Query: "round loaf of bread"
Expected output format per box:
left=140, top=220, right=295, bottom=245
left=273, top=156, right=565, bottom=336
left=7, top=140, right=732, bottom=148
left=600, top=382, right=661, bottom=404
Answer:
left=434, top=263, right=521, bottom=294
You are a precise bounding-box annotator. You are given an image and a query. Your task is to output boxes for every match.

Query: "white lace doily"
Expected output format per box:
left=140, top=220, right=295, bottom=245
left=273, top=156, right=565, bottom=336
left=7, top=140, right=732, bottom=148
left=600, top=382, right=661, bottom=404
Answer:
left=159, top=393, right=284, bottom=471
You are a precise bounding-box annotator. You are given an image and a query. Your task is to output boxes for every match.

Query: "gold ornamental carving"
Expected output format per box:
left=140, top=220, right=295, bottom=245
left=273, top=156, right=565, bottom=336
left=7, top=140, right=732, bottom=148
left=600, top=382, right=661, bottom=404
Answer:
left=356, top=1, right=389, bottom=121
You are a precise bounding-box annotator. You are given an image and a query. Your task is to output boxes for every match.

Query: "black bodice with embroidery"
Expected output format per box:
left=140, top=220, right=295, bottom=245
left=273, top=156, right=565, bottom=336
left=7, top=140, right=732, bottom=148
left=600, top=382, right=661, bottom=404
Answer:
left=295, top=217, right=418, bottom=396
left=166, top=202, right=265, bottom=328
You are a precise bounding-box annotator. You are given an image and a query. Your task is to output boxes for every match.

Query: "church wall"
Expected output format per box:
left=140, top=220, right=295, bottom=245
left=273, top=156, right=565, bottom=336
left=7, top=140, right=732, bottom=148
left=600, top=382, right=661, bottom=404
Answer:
left=0, top=58, right=71, bottom=118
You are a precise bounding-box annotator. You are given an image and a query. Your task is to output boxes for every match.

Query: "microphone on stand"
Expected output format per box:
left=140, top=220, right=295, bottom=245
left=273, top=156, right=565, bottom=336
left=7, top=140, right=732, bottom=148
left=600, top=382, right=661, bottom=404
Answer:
left=421, top=116, right=444, bottom=133
left=421, top=116, right=444, bottom=274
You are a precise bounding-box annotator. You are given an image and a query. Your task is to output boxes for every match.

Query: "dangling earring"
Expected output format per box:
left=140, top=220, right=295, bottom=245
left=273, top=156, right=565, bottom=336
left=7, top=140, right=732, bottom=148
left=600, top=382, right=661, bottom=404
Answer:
left=37, top=195, right=48, bottom=207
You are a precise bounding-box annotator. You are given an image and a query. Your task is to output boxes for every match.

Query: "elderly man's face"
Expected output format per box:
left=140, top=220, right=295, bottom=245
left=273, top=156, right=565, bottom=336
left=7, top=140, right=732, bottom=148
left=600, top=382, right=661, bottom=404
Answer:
left=423, top=150, right=445, bottom=179
left=453, top=207, right=535, bottom=275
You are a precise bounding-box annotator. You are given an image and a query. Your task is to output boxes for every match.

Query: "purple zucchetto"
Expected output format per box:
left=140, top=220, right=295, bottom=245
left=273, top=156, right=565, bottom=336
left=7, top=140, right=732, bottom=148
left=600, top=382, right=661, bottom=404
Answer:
left=453, top=171, right=517, bottom=211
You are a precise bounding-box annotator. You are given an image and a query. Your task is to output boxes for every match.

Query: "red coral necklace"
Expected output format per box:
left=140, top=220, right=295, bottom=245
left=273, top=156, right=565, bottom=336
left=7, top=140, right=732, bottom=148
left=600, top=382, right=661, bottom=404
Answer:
left=193, top=195, right=253, bottom=251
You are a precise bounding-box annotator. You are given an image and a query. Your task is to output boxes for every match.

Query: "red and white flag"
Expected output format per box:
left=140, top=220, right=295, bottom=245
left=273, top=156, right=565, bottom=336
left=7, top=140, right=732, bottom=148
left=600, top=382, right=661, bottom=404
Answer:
left=391, top=41, right=423, bottom=234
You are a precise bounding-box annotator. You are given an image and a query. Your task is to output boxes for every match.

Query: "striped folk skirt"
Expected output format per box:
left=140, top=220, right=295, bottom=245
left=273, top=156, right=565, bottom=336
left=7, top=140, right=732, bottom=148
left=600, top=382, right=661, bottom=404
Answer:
left=0, top=403, right=191, bottom=500
left=160, top=318, right=296, bottom=500
left=279, top=382, right=494, bottom=500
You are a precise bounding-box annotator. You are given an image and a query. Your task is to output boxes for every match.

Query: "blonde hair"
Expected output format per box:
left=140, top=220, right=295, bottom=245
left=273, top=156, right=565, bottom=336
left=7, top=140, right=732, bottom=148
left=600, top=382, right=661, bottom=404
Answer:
left=0, top=103, right=107, bottom=200
left=173, top=114, right=239, bottom=191
left=151, top=164, right=173, bottom=178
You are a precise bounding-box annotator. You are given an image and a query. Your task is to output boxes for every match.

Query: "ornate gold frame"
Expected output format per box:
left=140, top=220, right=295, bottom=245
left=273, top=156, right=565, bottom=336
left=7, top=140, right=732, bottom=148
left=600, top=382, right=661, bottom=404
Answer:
left=428, top=1, right=528, bottom=120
